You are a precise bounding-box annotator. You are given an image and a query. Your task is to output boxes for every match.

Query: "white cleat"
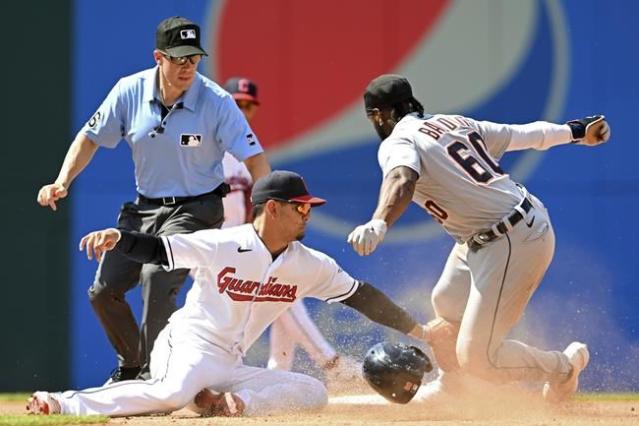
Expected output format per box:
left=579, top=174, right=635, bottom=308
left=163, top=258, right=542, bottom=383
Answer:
left=543, top=342, right=590, bottom=403
left=26, top=391, right=61, bottom=415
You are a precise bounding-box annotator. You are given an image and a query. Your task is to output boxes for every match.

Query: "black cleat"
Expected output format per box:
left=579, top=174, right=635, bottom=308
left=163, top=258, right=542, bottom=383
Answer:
left=136, top=366, right=151, bottom=381
left=104, top=366, right=141, bottom=385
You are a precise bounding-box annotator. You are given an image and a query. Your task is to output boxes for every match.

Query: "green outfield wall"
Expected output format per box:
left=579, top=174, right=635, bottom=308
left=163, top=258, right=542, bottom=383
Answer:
left=0, top=1, right=71, bottom=390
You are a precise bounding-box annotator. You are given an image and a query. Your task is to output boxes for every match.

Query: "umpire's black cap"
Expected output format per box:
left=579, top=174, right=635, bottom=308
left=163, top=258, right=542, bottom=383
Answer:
left=156, top=16, right=208, bottom=57
left=364, top=74, right=415, bottom=112
left=251, top=171, right=326, bottom=206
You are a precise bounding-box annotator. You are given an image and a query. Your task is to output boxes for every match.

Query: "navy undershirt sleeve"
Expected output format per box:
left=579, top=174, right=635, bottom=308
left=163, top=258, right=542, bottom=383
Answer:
left=340, top=282, right=417, bottom=334
left=116, top=229, right=168, bottom=265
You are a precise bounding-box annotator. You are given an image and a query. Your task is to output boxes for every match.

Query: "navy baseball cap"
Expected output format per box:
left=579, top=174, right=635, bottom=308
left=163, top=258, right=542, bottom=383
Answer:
left=225, top=77, right=260, bottom=105
left=364, top=74, right=414, bottom=112
left=251, top=171, right=326, bottom=206
left=156, top=16, right=208, bottom=57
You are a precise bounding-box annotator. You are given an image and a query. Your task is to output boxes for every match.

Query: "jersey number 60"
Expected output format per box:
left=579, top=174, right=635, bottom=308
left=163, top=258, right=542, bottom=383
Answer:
left=447, top=132, right=504, bottom=184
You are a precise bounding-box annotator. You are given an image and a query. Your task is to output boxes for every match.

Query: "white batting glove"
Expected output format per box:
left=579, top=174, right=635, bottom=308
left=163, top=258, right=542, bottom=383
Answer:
left=347, top=219, right=388, bottom=256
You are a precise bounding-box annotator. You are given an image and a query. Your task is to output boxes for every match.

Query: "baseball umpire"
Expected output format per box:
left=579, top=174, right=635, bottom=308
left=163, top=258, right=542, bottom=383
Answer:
left=28, top=170, right=431, bottom=417
left=36, top=16, right=270, bottom=383
left=348, top=74, right=610, bottom=402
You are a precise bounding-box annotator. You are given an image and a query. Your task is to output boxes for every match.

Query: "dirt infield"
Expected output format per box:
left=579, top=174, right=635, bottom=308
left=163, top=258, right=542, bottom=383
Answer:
left=2, top=393, right=637, bottom=426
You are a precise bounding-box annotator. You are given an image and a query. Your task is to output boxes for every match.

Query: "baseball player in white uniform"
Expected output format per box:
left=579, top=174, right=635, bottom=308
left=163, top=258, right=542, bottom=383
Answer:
left=221, top=77, right=259, bottom=227
left=223, top=78, right=361, bottom=380
left=27, top=170, right=430, bottom=417
left=347, top=75, right=611, bottom=402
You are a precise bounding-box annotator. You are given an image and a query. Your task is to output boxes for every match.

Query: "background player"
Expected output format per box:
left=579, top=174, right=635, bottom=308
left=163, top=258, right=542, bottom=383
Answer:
left=223, top=77, right=361, bottom=384
left=28, top=170, right=432, bottom=417
left=36, top=17, right=270, bottom=383
left=220, top=77, right=259, bottom=227
left=347, top=75, right=610, bottom=402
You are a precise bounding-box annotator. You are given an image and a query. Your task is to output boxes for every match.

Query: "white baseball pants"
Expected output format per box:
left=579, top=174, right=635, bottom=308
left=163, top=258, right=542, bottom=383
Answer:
left=54, top=324, right=327, bottom=416
left=268, top=301, right=337, bottom=370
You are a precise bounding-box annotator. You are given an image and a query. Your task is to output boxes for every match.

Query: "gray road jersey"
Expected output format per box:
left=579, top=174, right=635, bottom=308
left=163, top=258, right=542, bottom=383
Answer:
left=378, top=113, right=527, bottom=242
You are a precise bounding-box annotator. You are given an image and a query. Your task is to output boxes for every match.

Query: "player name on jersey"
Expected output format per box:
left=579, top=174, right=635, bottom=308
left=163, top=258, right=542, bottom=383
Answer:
left=418, top=115, right=473, bottom=140
left=217, top=267, right=298, bottom=303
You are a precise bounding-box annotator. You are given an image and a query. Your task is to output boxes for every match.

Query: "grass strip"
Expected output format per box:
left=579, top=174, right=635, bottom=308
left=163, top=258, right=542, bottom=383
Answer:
left=0, top=394, right=30, bottom=402
left=576, top=392, right=639, bottom=401
left=0, top=415, right=108, bottom=425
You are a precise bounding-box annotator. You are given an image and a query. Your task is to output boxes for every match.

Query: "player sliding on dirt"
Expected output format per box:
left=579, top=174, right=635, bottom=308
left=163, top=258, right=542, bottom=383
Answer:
left=27, top=171, right=433, bottom=417
left=222, top=77, right=363, bottom=384
left=347, top=74, right=610, bottom=403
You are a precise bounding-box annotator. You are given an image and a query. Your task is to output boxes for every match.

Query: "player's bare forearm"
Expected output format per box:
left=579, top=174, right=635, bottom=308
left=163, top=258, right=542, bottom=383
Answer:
left=372, top=166, right=418, bottom=227
left=56, top=134, right=99, bottom=187
left=37, top=134, right=98, bottom=210
left=244, top=152, right=271, bottom=182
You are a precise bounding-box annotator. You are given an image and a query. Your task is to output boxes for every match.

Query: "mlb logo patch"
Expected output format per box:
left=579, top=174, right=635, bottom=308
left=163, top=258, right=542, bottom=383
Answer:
left=180, top=29, right=197, bottom=40
left=180, top=133, right=202, bottom=147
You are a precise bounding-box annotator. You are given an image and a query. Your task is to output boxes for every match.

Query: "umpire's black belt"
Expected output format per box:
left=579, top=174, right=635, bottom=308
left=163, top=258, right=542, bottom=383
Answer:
left=137, top=183, right=231, bottom=206
left=467, top=197, right=533, bottom=251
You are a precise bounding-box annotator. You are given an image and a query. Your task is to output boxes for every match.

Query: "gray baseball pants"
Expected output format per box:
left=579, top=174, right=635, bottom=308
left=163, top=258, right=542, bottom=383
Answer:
left=88, top=194, right=224, bottom=373
left=431, top=195, right=572, bottom=384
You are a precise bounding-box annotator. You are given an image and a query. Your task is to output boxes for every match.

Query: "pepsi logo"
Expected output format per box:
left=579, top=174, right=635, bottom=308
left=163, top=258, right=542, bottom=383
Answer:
left=205, top=0, right=568, bottom=242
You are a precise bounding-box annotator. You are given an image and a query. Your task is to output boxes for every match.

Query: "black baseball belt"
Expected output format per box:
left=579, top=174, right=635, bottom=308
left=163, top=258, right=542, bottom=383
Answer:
left=467, top=197, right=533, bottom=251
left=137, top=182, right=231, bottom=206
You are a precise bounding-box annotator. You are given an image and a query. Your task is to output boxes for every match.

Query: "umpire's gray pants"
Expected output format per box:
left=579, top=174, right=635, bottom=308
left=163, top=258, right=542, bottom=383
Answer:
left=88, top=194, right=224, bottom=371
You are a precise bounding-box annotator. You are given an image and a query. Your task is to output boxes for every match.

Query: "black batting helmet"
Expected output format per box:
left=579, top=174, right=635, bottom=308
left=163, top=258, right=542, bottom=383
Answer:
left=362, top=342, right=432, bottom=404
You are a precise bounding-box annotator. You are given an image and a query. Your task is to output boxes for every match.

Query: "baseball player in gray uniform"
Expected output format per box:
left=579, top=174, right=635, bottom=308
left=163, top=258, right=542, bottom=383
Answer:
left=36, top=16, right=270, bottom=383
left=347, top=75, right=610, bottom=402
left=27, top=170, right=431, bottom=417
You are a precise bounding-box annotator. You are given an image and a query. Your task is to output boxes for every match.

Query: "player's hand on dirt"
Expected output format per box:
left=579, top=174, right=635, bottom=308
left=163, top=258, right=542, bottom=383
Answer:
left=408, top=323, right=433, bottom=343
left=37, top=182, right=68, bottom=211
left=423, top=318, right=461, bottom=372
left=347, top=219, right=387, bottom=256
left=567, top=115, right=610, bottom=146
left=79, top=228, right=122, bottom=262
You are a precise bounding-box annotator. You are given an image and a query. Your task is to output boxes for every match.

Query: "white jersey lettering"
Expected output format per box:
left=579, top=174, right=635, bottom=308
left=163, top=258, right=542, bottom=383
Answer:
left=160, top=224, right=358, bottom=355
left=217, top=267, right=298, bottom=302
